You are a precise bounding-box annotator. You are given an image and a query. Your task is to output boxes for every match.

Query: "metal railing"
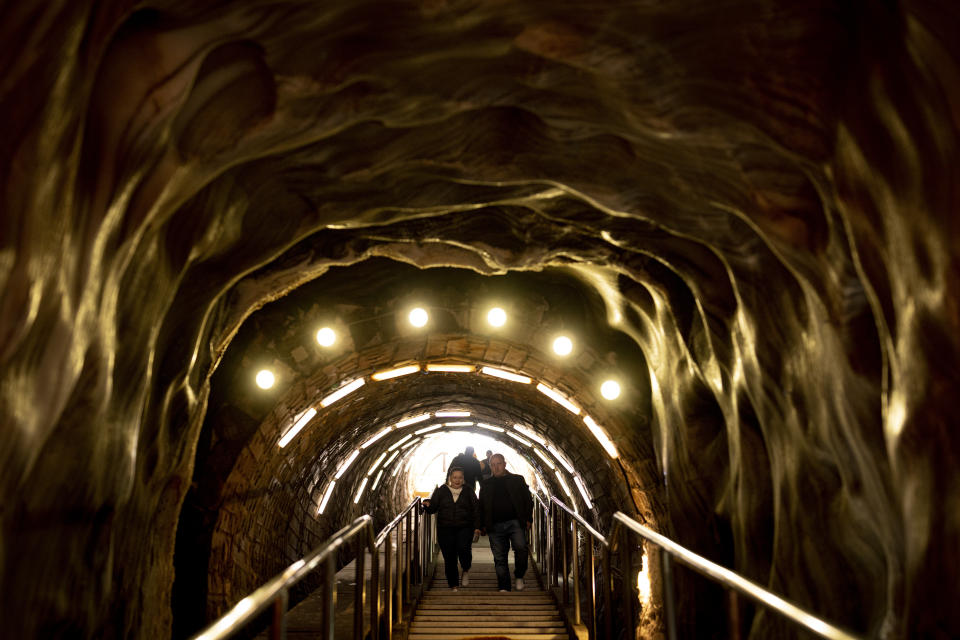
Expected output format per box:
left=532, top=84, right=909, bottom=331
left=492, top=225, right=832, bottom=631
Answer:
left=191, top=497, right=435, bottom=640
left=532, top=494, right=861, bottom=640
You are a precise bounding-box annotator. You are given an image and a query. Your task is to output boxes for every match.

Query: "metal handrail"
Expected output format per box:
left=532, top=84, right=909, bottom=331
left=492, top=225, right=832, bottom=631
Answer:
left=537, top=496, right=861, bottom=640
left=191, top=497, right=434, bottom=640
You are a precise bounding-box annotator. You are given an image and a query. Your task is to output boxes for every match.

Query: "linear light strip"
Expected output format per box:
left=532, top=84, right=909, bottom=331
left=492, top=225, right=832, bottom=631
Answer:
left=371, top=364, right=420, bottom=381
left=354, top=477, right=369, bottom=503
left=573, top=476, right=594, bottom=509
left=514, top=424, right=546, bottom=445
left=435, top=410, right=470, bottom=417
left=583, top=415, right=619, bottom=458
left=480, top=366, right=532, bottom=384
left=278, top=407, right=317, bottom=448
left=555, top=470, right=573, bottom=499
left=384, top=450, right=400, bottom=467
left=361, top=426, right=393, bottom=449
left=443, top=421, right=473, bottom=427
left=389, top=434, right=414, bottom=450
left=335, top=449, right=360, bottom=479
left=368, top=452, right=387, bottom=475
left=396, top=413, right=431, bottom=428
left=536, top=382, right=581, bottom=415
left=371, top=469, right=385, bottom=490
left=318, top=481, right=336, bottom=514
left=416, top=424, right=443, bottom=435
left=400, top=438, right=420, bottom=449
left=507, top=431, right=531, bottom=447
left=548, top=445, right=575, bottom=474
left=426, top=363, right=475, bottom=372
left=476, top=423, right=505, bottom=432
left=534, top=447, right=556, bottom=469
left=320, top=378, right=366, bottom=407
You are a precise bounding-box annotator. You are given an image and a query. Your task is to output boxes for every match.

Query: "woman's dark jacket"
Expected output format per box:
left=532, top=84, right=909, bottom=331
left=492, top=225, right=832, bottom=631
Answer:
left=424, top=485, right=481, bottom=530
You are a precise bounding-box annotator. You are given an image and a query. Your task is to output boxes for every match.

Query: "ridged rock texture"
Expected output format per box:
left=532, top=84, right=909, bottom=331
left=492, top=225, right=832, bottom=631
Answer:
left=1, top=1, right=958, bottom=638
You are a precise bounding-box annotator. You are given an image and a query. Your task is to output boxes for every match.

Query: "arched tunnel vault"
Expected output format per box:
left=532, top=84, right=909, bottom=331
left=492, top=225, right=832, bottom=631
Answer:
left=3, top=2, right=960, bottom=639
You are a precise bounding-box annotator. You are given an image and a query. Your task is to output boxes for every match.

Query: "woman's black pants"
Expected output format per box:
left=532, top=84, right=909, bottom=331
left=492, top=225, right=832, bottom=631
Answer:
left=436, top=526, right=473, bottom=587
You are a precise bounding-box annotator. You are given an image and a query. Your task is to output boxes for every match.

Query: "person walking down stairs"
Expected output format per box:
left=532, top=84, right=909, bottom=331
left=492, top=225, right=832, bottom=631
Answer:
left=423, top=467, right=482, bottom=591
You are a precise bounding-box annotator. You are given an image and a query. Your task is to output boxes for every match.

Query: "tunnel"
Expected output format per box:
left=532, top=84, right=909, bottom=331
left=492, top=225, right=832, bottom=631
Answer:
left=1, top=1, right=958, bottom=639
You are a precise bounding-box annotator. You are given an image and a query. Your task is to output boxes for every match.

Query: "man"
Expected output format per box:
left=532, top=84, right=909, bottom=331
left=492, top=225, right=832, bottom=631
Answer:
left=478, top=453, right=533, bottom=591
left=448, top=446, right=483, bottom=491
left=480, top=449, right=494, bottom=481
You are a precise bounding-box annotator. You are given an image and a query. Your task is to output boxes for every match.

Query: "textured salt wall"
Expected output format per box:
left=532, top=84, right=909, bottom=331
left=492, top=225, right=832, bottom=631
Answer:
left=1, top=1, right=958, bottom=638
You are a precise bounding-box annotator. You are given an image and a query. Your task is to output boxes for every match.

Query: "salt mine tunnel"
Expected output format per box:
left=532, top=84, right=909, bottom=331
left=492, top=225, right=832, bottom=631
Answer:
left=1, top=1, right=959, bottom=638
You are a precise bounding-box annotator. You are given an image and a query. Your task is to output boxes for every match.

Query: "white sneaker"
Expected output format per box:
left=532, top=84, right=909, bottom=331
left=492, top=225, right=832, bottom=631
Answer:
left=451, top=587, right=459, bottom=592
left=515, top=578, right=525, bottom=591
left=461, top=570, right=469, bottom=586
left=498, top=589, right=508, bottom=592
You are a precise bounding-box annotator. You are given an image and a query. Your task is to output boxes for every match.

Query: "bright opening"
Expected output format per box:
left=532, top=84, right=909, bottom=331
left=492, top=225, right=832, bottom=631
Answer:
left=487, top=307, right=507, bottom=327
left=408, top=307, right=429, bottom=327
left=316, top=327, right=336, bottom=347
left=600, top=379, right=621, bottom=400
left=552, top=335, right=573, bottom=356
left=255, top=369, right=275, bottom=389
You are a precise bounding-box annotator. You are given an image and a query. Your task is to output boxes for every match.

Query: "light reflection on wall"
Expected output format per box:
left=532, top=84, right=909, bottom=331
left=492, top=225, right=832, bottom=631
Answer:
left=405, top=430, right=539, bottom=496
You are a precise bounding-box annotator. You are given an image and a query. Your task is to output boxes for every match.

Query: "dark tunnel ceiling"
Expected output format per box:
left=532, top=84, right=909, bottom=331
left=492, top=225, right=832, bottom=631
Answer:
left=2, top=1, right=960, bottom=638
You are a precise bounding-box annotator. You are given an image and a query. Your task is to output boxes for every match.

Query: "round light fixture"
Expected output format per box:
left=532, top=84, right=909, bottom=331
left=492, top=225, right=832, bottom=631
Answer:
left=316, top=327, right=336, bottom=347
left=600, top=379, right=621, bottom=400
left=255, top=369, right=275, bottom=389
left=487, top=307, right=507, bottom=327
left=409, top=307, right=429, bottom=327
left=552, top=335, right=573, bottom=356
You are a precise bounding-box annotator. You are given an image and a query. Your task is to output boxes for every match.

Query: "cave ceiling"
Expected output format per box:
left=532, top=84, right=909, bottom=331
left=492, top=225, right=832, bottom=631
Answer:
left=2, top=0, right=959, bottom=638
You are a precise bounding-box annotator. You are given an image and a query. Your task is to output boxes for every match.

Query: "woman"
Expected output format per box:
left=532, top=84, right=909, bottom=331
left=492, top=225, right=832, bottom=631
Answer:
left=422, top=467, right=481, bottom=591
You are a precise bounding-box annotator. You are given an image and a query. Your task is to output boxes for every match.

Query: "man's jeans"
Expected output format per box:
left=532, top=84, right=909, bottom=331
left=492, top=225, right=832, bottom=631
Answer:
left=487, top=519, right=528, bottom=591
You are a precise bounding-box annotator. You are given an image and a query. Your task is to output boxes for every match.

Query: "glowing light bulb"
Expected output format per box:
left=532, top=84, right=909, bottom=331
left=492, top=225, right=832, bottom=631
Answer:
left=600, top=379, right=621, bottom=400
left=409, top=307, right=428, bottom=327
left=553, top=335, right=573, bottom=356
left=487, top=307, right=507, bottom=327
left=255, top=369, right=275, bottom=389
left=316, top=327, right=336, bottom=347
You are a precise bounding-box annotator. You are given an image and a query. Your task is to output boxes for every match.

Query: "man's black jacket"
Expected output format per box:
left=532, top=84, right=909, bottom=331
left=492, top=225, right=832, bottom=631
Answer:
left=478, top=472, right=534, bottom=530
left=448, top=453, right=483, bottom=489
left=424, top=484, right=481, bottom=529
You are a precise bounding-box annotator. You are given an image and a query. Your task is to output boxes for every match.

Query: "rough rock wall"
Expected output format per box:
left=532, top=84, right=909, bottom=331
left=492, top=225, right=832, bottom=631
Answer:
left=1, top=1, right=958, bottom=638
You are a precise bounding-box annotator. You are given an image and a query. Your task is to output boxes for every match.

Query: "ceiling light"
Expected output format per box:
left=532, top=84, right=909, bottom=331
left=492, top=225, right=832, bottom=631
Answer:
left=600, top=379, right=621, bottom=400
left=367, top=451, right=387, bottom=475
left=396, top=413, right=431, bottom=428
left=400, top=438, right=420, bottom=449
left=555, top=470, right=573, bottom=498
left=583, top=415, right=619, bottom=458
left=408, top=307, right=428, bottom=327
left=507, top=431, right=531, bottom=447
left=354, top=477, right=369, bottom=504
left=316, top=327, right=336, bottom=347
left=481, top=366, right=532, bottom=384
left=548, top=445, right=575, bottom=474
left=443, top=421, right=473, bottom=427
left=334, top=449, right=360, bottom=479
left=552, top=335, right=573, bottom=356
left=487, top=307, right=507, bottom=327
left=361, top=427, right=393, bottom=449
left=383, top=450, right=401, bottom=467
left=320, top=377, right=365, bottom=407
left=317, top=481, right=336, bottom=514
left=371, top=469, right=385, bottom=490
left=573, top=476, right=594, bottom=509
left=536, top=382, right=581, bottom=415
left=371, top=364, right=420, bottom=381
left=388, top=434, right=413, bottom=450
left=415, top=424, right=443, bottom=435
left=426, top=363, right=475, bottom=372
left=278, top=408, right=318, bottom=448
left=255, top=369, right=275, bottom=389
left=534, top=448, right=555, bottom=469
left=514, top=424, right=546, bottom=445
left=476, top=423, right=505, bottom=432
left=435, top=410, right=470, bottom=417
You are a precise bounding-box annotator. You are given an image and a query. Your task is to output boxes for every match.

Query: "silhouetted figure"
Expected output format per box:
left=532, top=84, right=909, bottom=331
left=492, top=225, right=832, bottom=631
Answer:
left=448, top=446, right=483, bottom=490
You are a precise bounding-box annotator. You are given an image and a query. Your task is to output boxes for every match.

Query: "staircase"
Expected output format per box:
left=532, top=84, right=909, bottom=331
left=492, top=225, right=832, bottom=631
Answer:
left=410, top=538, right=571, bottom=640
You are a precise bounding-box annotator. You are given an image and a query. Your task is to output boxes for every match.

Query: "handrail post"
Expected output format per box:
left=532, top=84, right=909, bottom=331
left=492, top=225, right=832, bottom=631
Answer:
left=601, top=545, right=612, bottom=640
left=561, top=511, right=569, bottom=606
left=661, top=550, right=678, bottom=640
left=383, top=531, right=392, bottom=639
left=370, top=534, right=379, bottom=640
left=269, top=588, right=287, bottom=640
left=354, top=537, right=365, bottom=639
left=322, top=555, right=336, bottom=640
left=621, top=526, right=635, bottom=638
left=572, top=519, right=581, bottom=625
left=404, top=510, right=412, bottom=604
left=589, top=540, right=597, bottom=640
left=413, top=503, right=421, bottom=584
left=550, top=502, right=557, bottom=588
left=727, top=589, right=742, bottom=640
left=394, top=521, right=402, bottom=625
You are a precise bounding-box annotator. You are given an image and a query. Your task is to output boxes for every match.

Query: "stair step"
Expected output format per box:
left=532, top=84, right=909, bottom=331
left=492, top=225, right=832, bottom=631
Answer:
left=415, top=614, right=561, bottom=622
left=413, top=621, right=566, bottom=629
left=409, top=634, right=568, bottom=640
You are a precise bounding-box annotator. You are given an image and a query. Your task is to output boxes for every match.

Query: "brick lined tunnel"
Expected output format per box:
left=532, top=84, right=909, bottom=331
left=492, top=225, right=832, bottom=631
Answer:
left=2, top=1, right=960, bottom=639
